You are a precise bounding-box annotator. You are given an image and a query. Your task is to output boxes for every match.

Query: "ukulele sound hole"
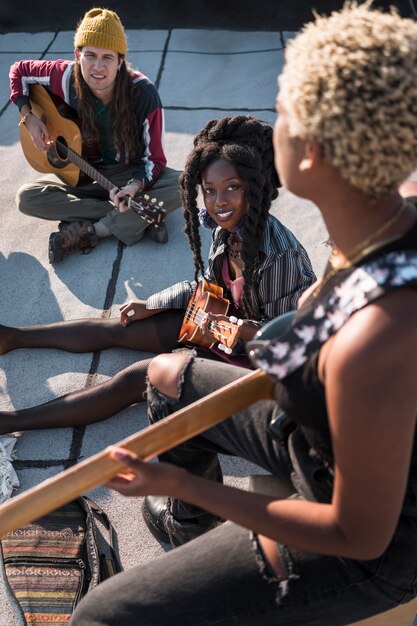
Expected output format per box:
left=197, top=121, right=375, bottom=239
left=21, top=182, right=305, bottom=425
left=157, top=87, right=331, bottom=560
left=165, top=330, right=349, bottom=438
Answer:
left=47, top=136, right=69, bottom=169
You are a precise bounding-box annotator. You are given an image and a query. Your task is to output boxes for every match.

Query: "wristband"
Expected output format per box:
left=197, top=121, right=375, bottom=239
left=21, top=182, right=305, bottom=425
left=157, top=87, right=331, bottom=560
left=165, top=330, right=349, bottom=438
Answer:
left=126, top=178, right=145, bottom=192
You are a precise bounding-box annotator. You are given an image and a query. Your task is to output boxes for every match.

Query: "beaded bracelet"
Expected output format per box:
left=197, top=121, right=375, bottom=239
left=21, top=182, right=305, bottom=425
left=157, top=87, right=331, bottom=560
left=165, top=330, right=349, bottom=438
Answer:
left=126, top=178, right=145, bottom=192
left=18, top=111, right=33, bottom=127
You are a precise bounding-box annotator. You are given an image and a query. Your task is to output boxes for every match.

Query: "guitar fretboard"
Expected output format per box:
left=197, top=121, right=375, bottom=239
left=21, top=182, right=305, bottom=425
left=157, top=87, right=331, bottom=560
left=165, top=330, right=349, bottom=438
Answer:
left=55, top=139, right=115, bottom=192
left=53, top=137, right=165, bottom=226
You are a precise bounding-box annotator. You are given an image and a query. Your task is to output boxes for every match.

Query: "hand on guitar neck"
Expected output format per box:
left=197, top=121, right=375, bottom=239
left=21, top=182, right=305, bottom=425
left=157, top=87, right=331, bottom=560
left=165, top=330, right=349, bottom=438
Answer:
left=110, top=187, right=166, bottom=230
left=178, top=280, right=257, bottom=354
left=199, top=311, right=239, bottom=353
left=110, top=179, right=144, bottom=213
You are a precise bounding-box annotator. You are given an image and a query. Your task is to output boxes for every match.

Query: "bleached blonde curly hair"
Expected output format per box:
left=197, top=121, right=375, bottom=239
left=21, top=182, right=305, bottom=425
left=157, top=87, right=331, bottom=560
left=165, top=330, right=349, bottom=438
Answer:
left=278, top=1, right=417, bottom=196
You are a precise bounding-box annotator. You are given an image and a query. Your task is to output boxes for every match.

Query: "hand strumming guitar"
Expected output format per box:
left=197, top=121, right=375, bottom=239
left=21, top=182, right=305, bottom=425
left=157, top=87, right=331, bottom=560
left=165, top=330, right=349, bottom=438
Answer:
left=20, top=105, right=52, bottom=152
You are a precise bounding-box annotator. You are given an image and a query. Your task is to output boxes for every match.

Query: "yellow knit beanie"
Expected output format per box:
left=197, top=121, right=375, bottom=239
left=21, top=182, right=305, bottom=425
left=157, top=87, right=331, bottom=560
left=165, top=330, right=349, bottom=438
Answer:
left=74, top=8, right=127, bottom=55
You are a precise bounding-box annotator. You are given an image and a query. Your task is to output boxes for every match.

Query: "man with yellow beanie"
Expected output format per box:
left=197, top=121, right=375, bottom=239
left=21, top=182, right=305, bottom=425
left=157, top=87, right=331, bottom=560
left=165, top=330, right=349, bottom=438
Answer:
left=9, top=8, right=181, bottom=262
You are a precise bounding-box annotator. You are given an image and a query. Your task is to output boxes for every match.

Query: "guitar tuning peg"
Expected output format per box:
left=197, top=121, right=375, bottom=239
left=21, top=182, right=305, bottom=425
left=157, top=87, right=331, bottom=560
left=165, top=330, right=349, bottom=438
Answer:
left=217, top=343, right=232, bottom=355
left=151, top=198, right=157, bottom=203
left=158, top=201, right=164, bottom=208
left=144, top=194, right=150, bottom=200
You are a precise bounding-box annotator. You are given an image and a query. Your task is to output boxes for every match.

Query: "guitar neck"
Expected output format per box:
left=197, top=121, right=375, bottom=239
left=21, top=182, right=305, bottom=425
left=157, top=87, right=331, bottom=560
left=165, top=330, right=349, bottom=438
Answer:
left=54, top=138, right=165, bottom=226
left=0, top=369, right=274, bottom=537
left=57, top=140, right=116, bottom=193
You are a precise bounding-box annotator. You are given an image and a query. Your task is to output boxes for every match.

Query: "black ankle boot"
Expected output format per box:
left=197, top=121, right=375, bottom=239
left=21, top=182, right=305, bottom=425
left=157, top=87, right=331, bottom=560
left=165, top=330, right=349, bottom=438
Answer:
left=142, top=496, right=171, bottom=543
left=142, top=496, right=222, bottom=547
left=148, top=223, right=168, bottom=244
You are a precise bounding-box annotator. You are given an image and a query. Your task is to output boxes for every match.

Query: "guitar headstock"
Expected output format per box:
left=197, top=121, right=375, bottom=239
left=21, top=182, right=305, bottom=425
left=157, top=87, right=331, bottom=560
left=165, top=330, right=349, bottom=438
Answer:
left=209, top=319, right=239, bottom=350
left=128, top=194, right=166, bottom=227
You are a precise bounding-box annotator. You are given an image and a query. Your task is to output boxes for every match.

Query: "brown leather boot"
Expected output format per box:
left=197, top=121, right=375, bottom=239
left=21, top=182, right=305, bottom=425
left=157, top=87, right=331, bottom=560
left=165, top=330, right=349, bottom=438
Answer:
left=48, top=221, right=99, bottom=263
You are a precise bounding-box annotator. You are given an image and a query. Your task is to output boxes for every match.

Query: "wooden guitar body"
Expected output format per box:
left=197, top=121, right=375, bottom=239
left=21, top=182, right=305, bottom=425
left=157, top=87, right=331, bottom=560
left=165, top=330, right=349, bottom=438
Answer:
left=178, top=280, right=238, bottom=349
left=20, top=84, right=82, bottom=186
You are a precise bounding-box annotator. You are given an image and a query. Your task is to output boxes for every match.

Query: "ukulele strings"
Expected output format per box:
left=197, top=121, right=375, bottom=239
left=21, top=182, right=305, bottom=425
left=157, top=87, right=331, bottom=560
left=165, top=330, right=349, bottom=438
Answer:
left=192, top=309, right=234, bottom=341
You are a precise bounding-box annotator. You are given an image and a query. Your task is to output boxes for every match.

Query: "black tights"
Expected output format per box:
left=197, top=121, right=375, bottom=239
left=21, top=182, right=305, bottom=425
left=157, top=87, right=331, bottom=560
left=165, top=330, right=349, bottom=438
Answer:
left=0, top=310, right=184, bottom=434
left=0, top=310, right=183, bottom=354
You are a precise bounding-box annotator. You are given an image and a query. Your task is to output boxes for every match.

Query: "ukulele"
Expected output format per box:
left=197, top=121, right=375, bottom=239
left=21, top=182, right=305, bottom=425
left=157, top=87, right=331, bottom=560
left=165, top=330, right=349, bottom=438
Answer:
left=178, top=280, right=240, bottom=353
left=19, top=84, right=166, bottom=229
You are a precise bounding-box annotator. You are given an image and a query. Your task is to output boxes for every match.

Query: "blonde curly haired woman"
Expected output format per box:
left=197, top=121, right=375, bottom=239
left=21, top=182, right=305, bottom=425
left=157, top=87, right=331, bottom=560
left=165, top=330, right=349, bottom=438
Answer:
left=71, top=4, right=417, bottom=625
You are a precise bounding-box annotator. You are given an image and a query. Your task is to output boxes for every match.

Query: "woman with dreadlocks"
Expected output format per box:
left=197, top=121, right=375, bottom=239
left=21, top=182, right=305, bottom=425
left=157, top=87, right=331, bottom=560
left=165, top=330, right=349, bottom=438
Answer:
left=9, top=7, right=180, bottom=262
left=0, top=114, right=315, bottom=435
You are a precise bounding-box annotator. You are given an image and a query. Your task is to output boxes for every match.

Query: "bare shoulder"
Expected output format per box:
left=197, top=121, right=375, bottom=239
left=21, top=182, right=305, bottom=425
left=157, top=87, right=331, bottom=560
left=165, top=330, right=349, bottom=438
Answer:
left=325, top=287, right=417, bottom=432
left=330, top=287, right=417, bottom=372
left=325, top=288, right=417, bottom=558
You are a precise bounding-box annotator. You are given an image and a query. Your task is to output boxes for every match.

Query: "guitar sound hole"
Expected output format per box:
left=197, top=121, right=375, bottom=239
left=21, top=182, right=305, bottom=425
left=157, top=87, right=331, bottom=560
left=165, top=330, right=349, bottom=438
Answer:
left=47, top=136, right=69, bottom=169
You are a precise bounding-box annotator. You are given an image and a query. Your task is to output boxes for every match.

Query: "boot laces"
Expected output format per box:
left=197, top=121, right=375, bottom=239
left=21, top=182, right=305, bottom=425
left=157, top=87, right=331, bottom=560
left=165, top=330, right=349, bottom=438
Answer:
left=59, top=221, right=96, bottom=251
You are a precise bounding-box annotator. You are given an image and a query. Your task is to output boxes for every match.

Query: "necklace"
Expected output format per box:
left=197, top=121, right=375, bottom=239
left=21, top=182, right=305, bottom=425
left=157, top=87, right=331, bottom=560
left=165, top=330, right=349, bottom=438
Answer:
left=329, top=199, right=406, bottom=270
left=227, top=232, right=245, bottom=272
left=227, top=233, right=243, bottom=259
left=312, top=199, right=406, bottom=300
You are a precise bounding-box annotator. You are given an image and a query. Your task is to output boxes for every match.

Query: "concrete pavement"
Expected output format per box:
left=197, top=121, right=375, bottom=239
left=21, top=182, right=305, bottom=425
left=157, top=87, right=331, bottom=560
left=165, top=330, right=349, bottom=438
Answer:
left=0, top=12, right=341, bottom=626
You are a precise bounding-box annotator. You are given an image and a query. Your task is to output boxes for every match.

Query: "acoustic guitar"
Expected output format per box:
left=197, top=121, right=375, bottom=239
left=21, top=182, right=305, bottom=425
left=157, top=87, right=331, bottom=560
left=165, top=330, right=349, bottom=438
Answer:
left=0, top=312, right=298, bottom=537
left=178, top=279, right=240, bottom=352
left=19, top=84, right=166, bottom=229
left=0, top=367, right=274, bottom=537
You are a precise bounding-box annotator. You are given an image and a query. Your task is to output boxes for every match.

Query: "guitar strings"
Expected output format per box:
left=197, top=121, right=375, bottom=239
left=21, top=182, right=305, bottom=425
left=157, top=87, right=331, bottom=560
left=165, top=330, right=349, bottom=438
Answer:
left=54, top=138, right=107, bottom=188
left=191, top=309, right=236, bottom=342
left=53, top=139, right=163, bottom=224
left=184, top=301, right=197, bottom=322
left=192, top=309, right=232, bottom=329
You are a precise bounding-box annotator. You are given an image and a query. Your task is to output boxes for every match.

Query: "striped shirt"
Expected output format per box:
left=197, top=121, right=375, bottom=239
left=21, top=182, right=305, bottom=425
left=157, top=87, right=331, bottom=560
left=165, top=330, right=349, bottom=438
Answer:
left=147, top=214, right=316, bottom=324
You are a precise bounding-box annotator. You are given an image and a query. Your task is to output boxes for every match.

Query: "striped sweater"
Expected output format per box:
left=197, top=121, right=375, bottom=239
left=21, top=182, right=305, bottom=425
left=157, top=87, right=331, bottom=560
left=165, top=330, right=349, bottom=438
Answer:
left=147, top=214, right=316, bottom=324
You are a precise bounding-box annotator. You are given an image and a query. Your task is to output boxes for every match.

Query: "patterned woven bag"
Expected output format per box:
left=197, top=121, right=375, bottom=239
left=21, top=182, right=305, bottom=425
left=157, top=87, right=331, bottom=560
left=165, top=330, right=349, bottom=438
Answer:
left=0, top=496, right=122, bottom=625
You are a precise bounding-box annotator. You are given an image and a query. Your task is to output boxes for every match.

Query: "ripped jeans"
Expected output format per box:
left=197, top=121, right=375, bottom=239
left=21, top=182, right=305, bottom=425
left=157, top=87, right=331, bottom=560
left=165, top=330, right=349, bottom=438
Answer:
left=147, top=354, right=294, bottom=538
left=71, top=356, right=417, bottom=626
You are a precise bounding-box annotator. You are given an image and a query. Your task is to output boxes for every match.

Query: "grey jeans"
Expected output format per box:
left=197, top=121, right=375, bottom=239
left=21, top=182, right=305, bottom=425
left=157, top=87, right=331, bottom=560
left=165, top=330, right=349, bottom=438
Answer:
left=71, top=356, right=417, bottom=626
left=16, top=165, right=181, bottom=245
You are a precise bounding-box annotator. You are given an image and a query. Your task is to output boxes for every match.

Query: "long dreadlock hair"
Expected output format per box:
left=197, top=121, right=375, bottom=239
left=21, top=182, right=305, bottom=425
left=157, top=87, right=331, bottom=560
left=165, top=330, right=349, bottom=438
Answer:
left=180, top=115, right=280, bottom=319
left=74, top=56, right=139, bottom=159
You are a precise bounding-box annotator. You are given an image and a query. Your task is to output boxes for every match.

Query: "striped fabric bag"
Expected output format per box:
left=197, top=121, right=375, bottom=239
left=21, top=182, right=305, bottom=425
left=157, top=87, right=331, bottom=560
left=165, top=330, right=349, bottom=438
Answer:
left=0, top=497, right=122, bottom=625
